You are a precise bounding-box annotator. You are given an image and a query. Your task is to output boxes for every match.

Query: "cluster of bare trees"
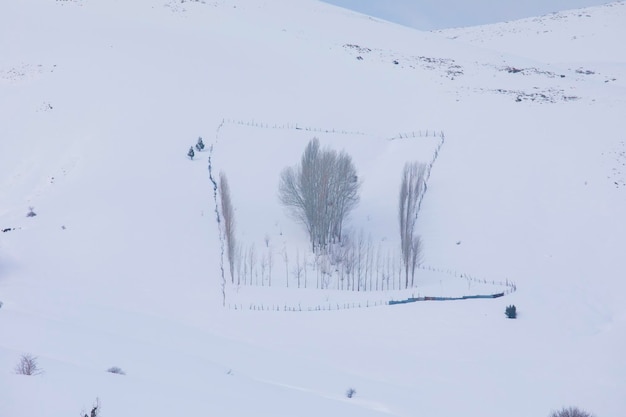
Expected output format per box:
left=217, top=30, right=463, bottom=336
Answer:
left=279, top=138, right=360, bottom=254
left=225, top=232, right=423, bottom=291
left=399, top=162, right=426, bottom=288
left=231, top=243, right=275, bottom=287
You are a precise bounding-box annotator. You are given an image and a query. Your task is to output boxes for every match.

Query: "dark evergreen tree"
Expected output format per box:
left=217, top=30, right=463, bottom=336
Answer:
left=505, top=304, right=517, bottom=319
left=196, top=136, right=205, bottom=151
left=188, top=146, right=195, bottom=160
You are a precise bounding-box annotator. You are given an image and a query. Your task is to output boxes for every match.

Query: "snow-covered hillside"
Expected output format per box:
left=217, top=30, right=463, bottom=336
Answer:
left=438, top=1, right=626, bottom=88
left=1, top=0, right=624, bottom=416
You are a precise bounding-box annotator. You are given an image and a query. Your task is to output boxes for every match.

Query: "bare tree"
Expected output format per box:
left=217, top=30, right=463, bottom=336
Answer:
left=236, top=246, right=243, bottom=285
left=375, top=244, right=381, bottom=291
left=248, top=245, right=256, bottom=285
left=279, top=138, right=360, bottom=254
left=316, top=255, right=331, bottom=289
left=366, top=236, right=373, bottom=291
left=343, top=241, right=356, bottom=291
left=302, top=253, right=307, bottom=288
left=384, top=250, right=392, bottom=290
left=219, top=172, right=236, bottom=283
left=356, top=231, right=365, bottom=291
left=293, top=250, right=303, bottom=288
left=260, top=252, right=267, bottom=286
left=399, top=162, right=426, bottom=288
left=283, top=249, right=289, bottom=288
left=409, top=235, right=423, bottom=286
left=243, top=248, right=248, bottom=285
left=267, top=248, right=273, bottom=287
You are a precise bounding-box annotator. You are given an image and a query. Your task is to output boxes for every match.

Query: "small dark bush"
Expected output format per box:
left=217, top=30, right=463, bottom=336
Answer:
left=106, top=366, right=125, bottom=375
left=346, top=388, right=356, bottom=398
left=549, top=406, right=595, bottom=417
left=26, top=206, right=37, bottom=217
left=505, top=304, right=517, bottom=319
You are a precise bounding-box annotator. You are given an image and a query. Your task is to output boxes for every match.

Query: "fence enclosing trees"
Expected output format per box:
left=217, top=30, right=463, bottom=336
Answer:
left=279, top=138, right=360, bottom=254
left=399, top=162, right=426, bottom=288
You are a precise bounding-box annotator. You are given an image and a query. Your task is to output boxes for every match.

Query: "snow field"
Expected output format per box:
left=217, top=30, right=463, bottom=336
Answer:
left=0, top=0, right=625, bottom=416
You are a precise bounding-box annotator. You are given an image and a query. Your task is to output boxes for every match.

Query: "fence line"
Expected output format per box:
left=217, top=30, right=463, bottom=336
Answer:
left=212, top=119, right=516, bottom=311
left=220, top=117, right=367, bottom=136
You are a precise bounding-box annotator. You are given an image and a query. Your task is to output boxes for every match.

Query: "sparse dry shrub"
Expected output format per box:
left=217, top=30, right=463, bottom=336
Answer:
left=106, top=366, right=125, bottom=375
left=549, top=406, right=595, bottom=417
left=14, top=354, right=43, bottom=375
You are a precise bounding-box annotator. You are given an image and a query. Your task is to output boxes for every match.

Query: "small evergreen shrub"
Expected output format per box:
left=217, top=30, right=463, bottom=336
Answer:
left=346, top=388, right=356, bottom=398
left=549, top=406, right=595, bottom=417
left=195, top=136, right=205, bottom=151
left=187, top=146, right=195, bottom=160
left=505, top=304, right=517, bottom=319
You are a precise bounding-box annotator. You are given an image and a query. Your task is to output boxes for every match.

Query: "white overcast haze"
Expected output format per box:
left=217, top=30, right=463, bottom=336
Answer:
left=322, top=0, right=613, bottom=29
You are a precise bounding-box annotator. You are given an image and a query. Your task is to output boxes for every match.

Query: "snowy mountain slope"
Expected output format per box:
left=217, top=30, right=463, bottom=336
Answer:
left=1, top=0, right=625, bottom=416
left=438, top=1, right=626, bottom=90
left=438, top=1, right=626, bottom=62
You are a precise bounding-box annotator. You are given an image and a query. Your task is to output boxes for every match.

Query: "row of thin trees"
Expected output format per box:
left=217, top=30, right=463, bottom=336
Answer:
left=218, top=234, right=428, bottom=291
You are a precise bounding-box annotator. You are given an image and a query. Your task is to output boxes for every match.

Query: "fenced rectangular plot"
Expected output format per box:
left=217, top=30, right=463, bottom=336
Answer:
left=211, top=120, right=503, bottom=309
